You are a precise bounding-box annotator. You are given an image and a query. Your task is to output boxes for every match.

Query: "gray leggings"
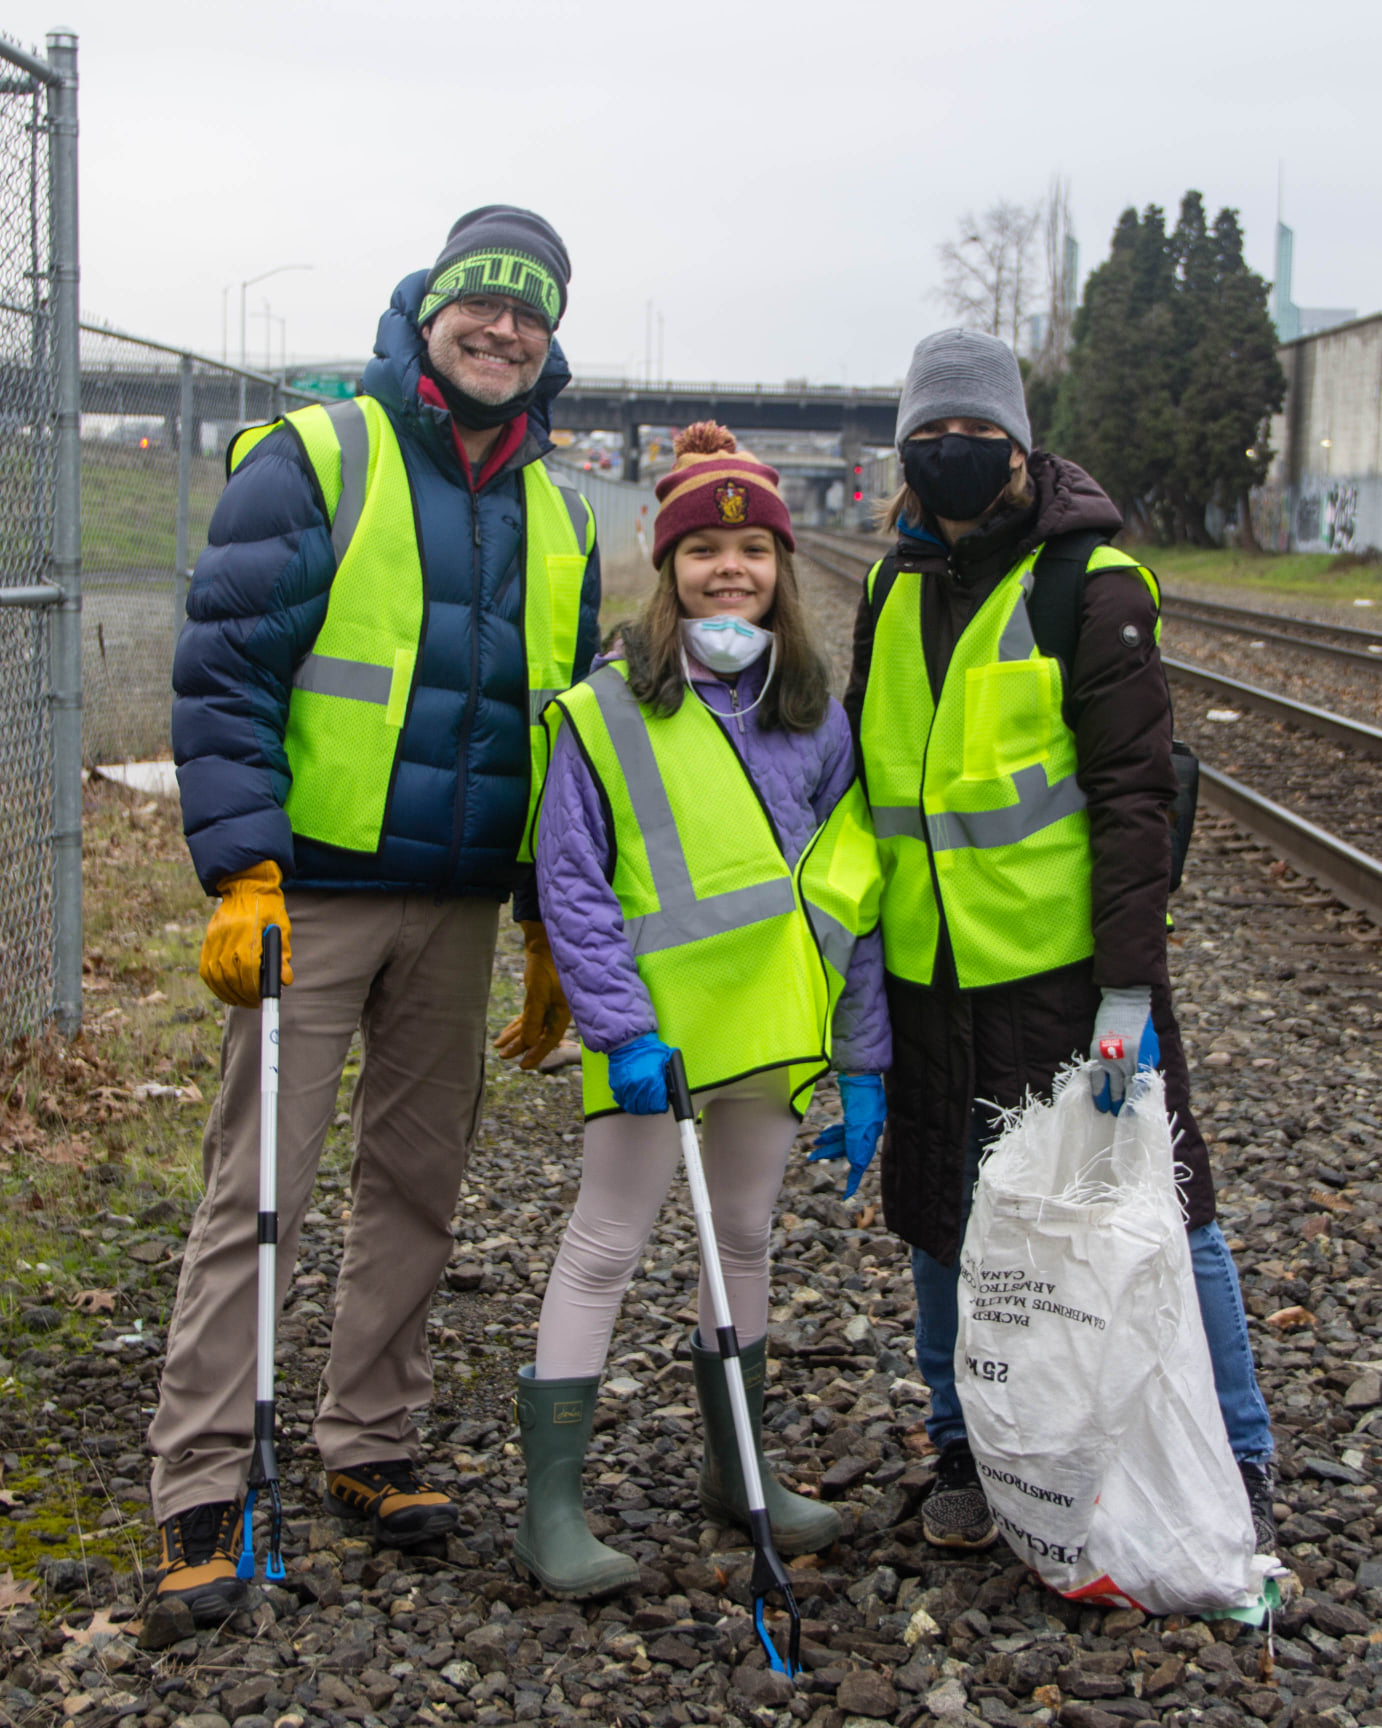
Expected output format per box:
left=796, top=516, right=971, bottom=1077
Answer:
left=534, top=1072, right=798, bottom=1381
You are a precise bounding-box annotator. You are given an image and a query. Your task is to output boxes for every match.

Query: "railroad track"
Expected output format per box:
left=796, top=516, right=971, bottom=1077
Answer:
left=794, top=530, right=1382, bottom=924
left=800, top=530, right=1382, bottom=670
left=1160, top=593, right=1382, bottom=672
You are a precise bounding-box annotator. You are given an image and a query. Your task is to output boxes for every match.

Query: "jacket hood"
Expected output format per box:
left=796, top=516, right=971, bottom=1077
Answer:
left=1025, top=450, right=1123, bottom=544
left=362, top=268, right=572, bottom=446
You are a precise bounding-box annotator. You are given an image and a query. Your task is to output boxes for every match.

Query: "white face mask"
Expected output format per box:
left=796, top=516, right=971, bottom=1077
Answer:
left=680, top=614, right=774, bottom=675
left=679, top=615, right=777, bottom=722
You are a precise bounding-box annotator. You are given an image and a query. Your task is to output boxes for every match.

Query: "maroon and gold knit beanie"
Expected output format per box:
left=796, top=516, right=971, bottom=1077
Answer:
left=652, top=422, right=795, bottom=568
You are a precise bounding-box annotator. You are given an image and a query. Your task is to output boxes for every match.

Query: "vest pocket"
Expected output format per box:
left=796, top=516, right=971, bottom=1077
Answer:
left=961, top=659, right=1060, bottom=782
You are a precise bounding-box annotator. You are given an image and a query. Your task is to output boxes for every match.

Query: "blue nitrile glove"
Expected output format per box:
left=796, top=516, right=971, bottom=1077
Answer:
left=1090, top=986, right=1160, bottom=1114
left=808, top=1073, right=887, bottom=1200
left=607, top=1032, right=673, bottom=1115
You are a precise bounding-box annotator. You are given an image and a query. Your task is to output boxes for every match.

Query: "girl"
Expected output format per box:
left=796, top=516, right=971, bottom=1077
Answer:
left=845, top=327, right=1275, bottom=1554
left=511, top=424, right=890, bottom=1597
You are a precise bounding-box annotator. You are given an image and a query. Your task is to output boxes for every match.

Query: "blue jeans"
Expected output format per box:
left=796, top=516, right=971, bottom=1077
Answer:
left=912, top=1116, right=1274, bottom=1464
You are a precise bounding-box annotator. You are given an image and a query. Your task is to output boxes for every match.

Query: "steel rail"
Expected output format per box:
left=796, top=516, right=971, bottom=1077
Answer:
left=1162, top=658, right=1382, bottom=760
left=1161, top=591, right=1382, bottom=649
left=1198, top=766, right=1382, bottom=924
left=795, top=530, right=1382, bottom=921
left=1161, top=605, right=1382, bottom=671
left=800, top=529, right=1382, bottom=666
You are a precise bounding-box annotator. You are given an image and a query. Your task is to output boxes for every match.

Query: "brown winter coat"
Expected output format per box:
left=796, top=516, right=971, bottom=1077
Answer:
left=843, top=451, right=1215, bottom=1263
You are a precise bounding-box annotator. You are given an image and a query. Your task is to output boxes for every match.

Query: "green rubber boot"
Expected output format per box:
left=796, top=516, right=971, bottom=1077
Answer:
left=691, top=1331, right=842, bottom=1556
left=512, top=1366, right=640, bottom=1599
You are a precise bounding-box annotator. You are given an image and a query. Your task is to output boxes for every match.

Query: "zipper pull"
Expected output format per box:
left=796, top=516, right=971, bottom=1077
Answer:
left=472, top=512, right=482, bottom=548
left=730, top=685, right=745, bottom=735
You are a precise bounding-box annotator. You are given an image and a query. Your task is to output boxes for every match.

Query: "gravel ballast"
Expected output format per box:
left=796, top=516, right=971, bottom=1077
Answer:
left=2, top=555, right=1380, bottom=1728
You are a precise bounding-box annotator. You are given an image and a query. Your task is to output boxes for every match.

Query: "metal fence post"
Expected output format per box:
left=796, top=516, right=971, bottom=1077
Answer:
left=46, top=28, right=80, bottom=1037
left=175, top=352, right=192, bottom=628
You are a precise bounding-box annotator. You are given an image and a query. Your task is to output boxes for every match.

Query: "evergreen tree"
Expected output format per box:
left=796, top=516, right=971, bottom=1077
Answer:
left=1053, top=206, right=1176, bottom=533
left=1171, top=207, right=1286, bottom=547
left=1050, top=193, right=1285, bottom=545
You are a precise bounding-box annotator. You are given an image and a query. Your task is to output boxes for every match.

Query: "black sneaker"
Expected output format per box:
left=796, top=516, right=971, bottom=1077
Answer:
left=1239, top=1459, right=1278, bottom=1554
left=921, top=1440, right=998, bottom=1549
left=323, top=1458, right=460, bottom=1547
left=155, top=1500, right=248, bottom=1624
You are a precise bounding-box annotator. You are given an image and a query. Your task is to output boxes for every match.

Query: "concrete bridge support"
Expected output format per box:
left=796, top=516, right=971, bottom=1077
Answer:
left=622, top=405, right=641, bottom=483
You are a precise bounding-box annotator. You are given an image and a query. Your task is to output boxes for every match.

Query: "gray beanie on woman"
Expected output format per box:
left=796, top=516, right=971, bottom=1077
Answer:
left=895, top=328, right=1032, bottom=452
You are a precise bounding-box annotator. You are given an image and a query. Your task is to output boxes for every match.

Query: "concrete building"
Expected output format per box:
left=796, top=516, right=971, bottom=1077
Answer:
left=1254, top=312, right=1382, bottom=554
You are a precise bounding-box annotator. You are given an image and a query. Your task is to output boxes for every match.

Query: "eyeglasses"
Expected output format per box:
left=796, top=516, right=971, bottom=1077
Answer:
left=450, top=293, right=551, bottom=338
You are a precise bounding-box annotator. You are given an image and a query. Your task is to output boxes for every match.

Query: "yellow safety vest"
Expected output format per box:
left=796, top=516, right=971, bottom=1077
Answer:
left=546, top=664, right=882, bottom=1119
left=228, top=398, right=592, bottom=859
left=858, top=542, right=1158, bottom=989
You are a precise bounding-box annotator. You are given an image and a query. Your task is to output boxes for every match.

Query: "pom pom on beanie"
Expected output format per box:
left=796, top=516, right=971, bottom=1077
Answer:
left=652, top=422, right=793, bottom=567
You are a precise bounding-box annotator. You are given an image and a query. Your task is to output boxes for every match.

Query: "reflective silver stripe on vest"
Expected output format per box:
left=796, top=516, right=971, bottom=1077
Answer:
left=872, top=806, right=925, bottom=841
left=808, top=904, right=856, bottom=981
left=555, top=482, right=589, bottom=552
left=927, top=763, right=1086, bottom=852
left=326, top=399, right=370, bottom=564
left=529, top=687, right=561, bottom=726
left=586, top=668, right=796, bottom=956
left=292, top=653, right=392, bottom=704
left=624, top=880, right=798, bottom=955
left=997, top=564, right=1039, bottom=660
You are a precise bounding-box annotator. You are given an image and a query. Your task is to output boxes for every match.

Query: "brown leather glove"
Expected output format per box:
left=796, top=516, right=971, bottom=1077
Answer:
left=199, top=860, right=294, bottom=1009
left=493, top=919, right=570, bottom=1071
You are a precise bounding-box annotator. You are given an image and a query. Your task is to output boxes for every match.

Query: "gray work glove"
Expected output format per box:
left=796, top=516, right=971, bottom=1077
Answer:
left=1090, top=986, right=1160, bottom=1115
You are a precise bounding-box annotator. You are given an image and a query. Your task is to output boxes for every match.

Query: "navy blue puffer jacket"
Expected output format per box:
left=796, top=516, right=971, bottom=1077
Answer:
left=172, top=270, right=601, bottom=903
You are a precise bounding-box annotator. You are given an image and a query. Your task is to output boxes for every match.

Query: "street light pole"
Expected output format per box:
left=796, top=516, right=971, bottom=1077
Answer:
left=239, top=262, right=312, bottom=371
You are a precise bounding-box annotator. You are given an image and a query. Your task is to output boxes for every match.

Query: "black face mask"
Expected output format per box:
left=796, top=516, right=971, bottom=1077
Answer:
left=418, top=352, right=541, bottom=432
left=901, top=433, right=1014, bottom=523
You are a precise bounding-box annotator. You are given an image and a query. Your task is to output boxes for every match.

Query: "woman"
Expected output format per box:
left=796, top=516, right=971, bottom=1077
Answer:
left=845, top=328, right=1275, bottom=1554
left=511, top=424, right=891, bottom=1597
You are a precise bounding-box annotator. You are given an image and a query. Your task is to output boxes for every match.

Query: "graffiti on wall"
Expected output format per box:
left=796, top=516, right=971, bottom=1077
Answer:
left=1249, top=481, right=1291, bottom=552
left=1292, top=482, right=1359, bottom=552
left=1325, top=482, right=1358, bottom=552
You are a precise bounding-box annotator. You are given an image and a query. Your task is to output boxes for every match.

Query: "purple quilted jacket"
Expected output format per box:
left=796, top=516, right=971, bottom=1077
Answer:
left=536, top=654, right=891, bottom=1072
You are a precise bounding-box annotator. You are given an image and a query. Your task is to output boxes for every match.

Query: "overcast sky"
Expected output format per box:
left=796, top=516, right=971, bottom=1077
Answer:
left=4, top=0, right=1378, bottom=387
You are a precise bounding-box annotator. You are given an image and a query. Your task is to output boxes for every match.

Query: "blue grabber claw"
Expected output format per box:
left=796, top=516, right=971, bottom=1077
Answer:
left=748, top=1509, right=801, bottom=1678
left=238, top=1410, right=286, bottom=1582
left=236, top=1488, right=257, bottom=1581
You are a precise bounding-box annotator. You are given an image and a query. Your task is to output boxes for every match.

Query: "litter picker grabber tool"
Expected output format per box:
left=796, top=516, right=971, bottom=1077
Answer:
left=665, top=1048, right=800, bottom=1680
left=237, top=923, right=286, bottom=1584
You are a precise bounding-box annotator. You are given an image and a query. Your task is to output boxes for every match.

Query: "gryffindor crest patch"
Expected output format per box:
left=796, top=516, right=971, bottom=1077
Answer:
left=713, top=479, right=749, bottom=524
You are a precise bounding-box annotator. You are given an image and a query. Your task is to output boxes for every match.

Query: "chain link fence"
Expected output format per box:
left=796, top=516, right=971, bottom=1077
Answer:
left=0, top=29, right=73, bottom=1045
left=79, top=331, right=323, bottom=763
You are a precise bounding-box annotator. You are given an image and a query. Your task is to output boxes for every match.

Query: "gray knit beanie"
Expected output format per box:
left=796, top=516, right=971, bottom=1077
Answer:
left=895, top=328, right=1032, bottom=453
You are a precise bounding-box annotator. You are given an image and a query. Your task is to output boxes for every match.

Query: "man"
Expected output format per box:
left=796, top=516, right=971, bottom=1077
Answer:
left=152, top=206, right=600, bottom=1622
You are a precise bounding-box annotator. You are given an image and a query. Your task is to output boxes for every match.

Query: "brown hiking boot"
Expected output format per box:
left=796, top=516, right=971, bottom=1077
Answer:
left=155, top=1500, right=248, bottom=1623
left=322, top=1458, right=460, bottom=1546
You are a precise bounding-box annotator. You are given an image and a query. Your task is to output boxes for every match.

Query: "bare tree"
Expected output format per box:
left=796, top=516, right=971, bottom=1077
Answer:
left=937, top=200, right=1042, bottom=347
left=1034, top=175, right=1078, bottom=378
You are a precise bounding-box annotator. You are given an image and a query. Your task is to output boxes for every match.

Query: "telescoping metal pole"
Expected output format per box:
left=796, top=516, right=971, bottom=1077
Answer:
left=665, top=1048, right=800, bottom=1678
left=238, top=924, right=286, bottom=1582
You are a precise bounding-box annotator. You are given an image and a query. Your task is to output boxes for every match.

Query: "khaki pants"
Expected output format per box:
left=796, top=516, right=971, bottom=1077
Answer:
left=149, top=890, right=499, bottom=1523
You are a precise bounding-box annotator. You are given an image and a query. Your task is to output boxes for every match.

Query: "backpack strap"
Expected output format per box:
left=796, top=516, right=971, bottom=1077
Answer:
left=1025, top=528, right=1107, bottom=671
left=865, top=552, right=899, bottom=625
